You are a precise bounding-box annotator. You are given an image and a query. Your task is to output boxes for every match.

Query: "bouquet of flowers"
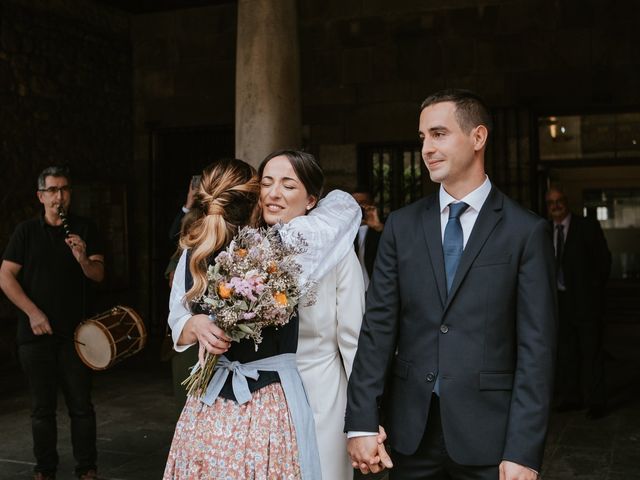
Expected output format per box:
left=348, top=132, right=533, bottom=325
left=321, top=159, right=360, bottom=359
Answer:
left=182, top=225, right=316, bottom=398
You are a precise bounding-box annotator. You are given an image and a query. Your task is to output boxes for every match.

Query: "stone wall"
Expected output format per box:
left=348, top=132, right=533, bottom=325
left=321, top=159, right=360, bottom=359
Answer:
left=3, top=0, right=637, bottom=345
left=129, top=0, right=640, bottom=197
left=131, top=4, right=238, bottom=331
left=131, top=0, right=640, bottom=197
left=298, top=0, right=640, bottom=195
left=0, top=0, right=132, bottom=321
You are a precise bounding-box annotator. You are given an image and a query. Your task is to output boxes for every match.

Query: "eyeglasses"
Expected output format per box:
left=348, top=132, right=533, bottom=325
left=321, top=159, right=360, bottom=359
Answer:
left=39, top=186, right=71, bottom=194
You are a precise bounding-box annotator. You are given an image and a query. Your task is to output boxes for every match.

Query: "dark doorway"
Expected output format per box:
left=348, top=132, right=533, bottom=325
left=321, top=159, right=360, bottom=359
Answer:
left=149, top=126, right=234, bottom=334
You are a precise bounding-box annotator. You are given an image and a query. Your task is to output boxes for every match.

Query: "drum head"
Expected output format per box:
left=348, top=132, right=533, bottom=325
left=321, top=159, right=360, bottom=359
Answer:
left=76, top=321, right=113, bottom=370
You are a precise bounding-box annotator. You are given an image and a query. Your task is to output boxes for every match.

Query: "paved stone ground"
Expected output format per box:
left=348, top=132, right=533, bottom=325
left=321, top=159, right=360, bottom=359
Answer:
left=1, top=326, right=639, bottom=480
left=0, top=345, right=178, bottom=480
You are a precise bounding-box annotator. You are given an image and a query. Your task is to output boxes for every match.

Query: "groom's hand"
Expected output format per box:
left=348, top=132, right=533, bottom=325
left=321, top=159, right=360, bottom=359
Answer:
left=499, top=460, right=538, bottom=480
left=376, top=426, right=393, bottom=470
left=347, top=436, right=384, bottom=474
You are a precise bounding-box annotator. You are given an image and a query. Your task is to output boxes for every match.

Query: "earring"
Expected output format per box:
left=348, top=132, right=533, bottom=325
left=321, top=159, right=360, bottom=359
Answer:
left=306, top=205, right=312, bottom=210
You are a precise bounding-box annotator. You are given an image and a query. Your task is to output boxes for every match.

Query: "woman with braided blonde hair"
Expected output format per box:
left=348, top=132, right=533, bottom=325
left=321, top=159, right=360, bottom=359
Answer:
left=179, top=159, right=260, bottom=305
left=165, top=154, right=363, bottom=479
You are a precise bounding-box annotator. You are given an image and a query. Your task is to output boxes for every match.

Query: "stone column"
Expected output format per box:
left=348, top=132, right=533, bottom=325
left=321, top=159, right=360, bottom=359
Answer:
left=235, top=0, right=301, bottom=167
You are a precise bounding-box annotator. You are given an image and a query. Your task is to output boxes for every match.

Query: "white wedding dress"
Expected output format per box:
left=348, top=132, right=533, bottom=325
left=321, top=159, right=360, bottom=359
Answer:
left=297, top=249, right=364, bottom=479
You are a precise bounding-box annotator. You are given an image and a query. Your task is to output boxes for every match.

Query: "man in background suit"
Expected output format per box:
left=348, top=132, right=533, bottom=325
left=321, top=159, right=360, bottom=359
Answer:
left=166, top=175, right=200, bottom=286
left=352, top=188, right=383, bottom=290
left=546, top=186, right=611, bottom=420
left=345, top=89, right=557, bottom=480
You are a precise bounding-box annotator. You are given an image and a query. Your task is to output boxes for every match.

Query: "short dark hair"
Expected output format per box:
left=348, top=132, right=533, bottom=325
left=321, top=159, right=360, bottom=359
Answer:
left=258, top=149, right=325, bottom=201
left=37, top=165, right=71, bottom=190
left=420, top=89, right=493, bottom=134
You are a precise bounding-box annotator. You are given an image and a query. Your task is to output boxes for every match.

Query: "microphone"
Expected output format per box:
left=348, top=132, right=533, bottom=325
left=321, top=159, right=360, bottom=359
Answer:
left=57, top=205, right=72, bottom=238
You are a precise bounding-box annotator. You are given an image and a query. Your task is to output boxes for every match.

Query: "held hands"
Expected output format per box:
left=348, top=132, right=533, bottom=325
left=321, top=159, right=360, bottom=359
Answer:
left=499, top=460, right=538, bottom=480
left=347, top=426, right=393, bottom=475
left=29, top=308, right=52, bottom=335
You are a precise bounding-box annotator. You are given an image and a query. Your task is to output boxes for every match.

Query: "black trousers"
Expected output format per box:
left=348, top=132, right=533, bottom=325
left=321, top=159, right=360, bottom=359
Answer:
left=389, top=395, right=498, bottom=480
left=555, top=290, right=607, bottom=408
left=19, top=339, right=97, bottom=477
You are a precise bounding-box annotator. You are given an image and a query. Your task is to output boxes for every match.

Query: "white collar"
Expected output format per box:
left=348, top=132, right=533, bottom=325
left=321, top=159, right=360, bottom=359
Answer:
left=555, top=213, right=571, bottom=229
left=439, top=175, right=492, bottom=213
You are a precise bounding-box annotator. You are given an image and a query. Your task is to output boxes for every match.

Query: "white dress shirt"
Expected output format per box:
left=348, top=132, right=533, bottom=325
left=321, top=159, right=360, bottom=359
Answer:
left=553, top=213, right=571, bottom=291
left=439, top=176, right=492, bottom=247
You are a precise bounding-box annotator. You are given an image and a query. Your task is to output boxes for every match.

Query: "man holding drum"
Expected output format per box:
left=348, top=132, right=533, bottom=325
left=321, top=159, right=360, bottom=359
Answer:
left=0, top=166, right=104, bottom=480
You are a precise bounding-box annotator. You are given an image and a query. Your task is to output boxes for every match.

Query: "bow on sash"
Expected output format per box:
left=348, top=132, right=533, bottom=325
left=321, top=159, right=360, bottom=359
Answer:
left=202, top=356, right=261, bottom=406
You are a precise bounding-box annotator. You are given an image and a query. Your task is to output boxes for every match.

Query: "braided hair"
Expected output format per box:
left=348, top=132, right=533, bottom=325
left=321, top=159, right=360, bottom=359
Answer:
left=180, top=158, right=260, bottom=303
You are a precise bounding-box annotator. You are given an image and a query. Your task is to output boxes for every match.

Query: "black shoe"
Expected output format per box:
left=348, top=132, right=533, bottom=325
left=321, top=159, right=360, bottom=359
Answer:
left=586, top=405, right=606, bottom=420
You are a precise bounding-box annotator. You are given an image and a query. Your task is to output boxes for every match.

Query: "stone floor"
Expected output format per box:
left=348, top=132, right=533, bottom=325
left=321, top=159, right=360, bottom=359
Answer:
left=0, top=345, right=178, bottom=480
left=0, top=328, right=639, bottom=480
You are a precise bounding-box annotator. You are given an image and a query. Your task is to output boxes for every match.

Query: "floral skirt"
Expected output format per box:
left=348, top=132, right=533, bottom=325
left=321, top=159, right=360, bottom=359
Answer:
left=163, top=382, right=301, bottom=480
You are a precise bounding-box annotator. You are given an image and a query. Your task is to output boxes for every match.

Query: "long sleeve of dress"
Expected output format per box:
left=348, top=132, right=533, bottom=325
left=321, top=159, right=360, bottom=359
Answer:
left=279, top=190, right=361, bottom=288
left=167, top=249, right=193, bottom=352
left=335, top=250, right=365, bottom=378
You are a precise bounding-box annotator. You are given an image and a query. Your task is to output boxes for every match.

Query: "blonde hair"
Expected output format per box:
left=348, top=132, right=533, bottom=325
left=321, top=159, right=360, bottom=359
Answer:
left=180, top=159, right=260, bottom=303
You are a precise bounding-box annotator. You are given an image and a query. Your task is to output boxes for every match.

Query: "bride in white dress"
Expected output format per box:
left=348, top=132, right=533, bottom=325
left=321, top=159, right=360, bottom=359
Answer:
left=258, top=150, right=364, bottom=479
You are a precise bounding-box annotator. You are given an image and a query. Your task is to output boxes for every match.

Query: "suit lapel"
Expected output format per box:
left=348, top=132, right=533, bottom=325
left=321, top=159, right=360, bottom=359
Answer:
left=444, top=187, right=504, bottom=312
left=421, top=195, right=447, bottom=307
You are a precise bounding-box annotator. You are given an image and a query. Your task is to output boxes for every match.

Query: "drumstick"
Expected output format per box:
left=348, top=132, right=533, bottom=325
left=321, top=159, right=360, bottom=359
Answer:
left=54, top=332, right=86, bottom=346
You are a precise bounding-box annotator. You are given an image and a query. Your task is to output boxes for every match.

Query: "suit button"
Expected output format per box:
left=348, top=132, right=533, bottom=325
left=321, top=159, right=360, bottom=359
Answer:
left=440, top=324, right=449, bottom=334
left=426, top=372, right=435, bottom=382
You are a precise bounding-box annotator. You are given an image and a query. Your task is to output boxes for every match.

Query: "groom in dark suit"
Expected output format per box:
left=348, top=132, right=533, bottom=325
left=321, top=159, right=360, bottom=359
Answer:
left=345, top=89, right=557, bottom=480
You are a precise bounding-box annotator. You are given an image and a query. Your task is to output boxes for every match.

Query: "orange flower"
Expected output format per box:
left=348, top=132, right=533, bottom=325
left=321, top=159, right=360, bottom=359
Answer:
left=218, top=282, right=233, bottom=299
left=236, top=248, right=247, bottom=257
left=273, top=291, right=287, bottom=306
left=267, top=263, right=278, bottom=274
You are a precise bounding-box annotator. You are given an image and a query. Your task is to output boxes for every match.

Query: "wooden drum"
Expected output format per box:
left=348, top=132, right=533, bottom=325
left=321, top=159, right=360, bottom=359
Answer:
left=74, top=306, right=146, bottom=370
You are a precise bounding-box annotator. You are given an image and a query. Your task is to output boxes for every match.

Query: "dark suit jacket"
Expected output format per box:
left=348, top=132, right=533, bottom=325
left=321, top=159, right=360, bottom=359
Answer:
left=169, top=210, right=186, bottom=241
left=345, top=187, right=557, bottom=471
left=354, top=227, right=382, bottom=279
left=558, top=214, right=611, bottom=320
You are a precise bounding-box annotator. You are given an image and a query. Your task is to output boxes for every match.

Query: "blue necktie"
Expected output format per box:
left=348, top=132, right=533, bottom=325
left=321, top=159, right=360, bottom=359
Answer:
left=443, top=202, right=469, bottom=293
left=434, top=201, right=469, bottom=396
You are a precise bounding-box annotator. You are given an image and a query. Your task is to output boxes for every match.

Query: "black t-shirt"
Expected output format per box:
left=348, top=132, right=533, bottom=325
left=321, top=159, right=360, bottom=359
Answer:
left=3, top=213, right=103, bottom=345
